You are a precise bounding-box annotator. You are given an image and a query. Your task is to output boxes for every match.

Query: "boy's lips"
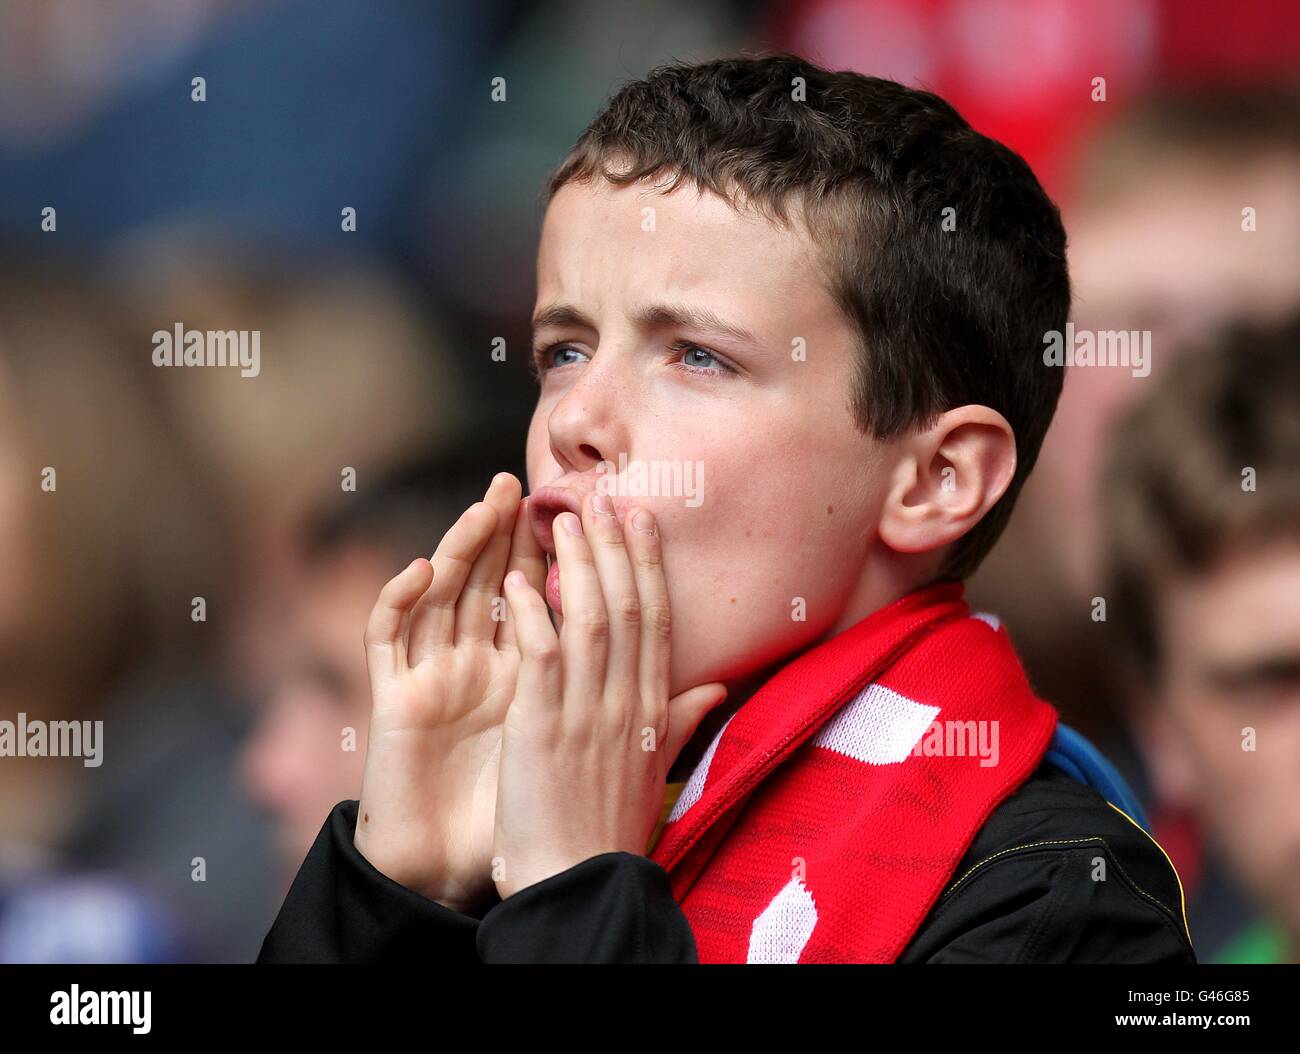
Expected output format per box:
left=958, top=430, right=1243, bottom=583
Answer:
left=527, top=485, right=584, bottom=557
left=527, top=482, right=632, bottom=552
left=529, top=485, right=585, bottom=616
left=529, top=482, right=632, bottom=616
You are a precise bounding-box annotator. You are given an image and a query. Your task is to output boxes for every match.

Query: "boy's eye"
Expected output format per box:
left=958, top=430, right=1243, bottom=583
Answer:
left=671, top=341, right=736, bottom=376
left=680, top=344, right=718, bottom=369
left=546, top=346, right=587, bottom=369
left=530, top=340, right=737, bottom=380
left=530, top=344, right=587, bottom=379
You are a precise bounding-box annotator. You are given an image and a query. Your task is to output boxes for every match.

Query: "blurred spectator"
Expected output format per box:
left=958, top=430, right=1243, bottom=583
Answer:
left=0, top=254, right=224, bottom=850
left=97, top=234, right=468, bottom=691
left=1101, top=315, right=1300, bottom=963
left=54, top=238, right=468, bottom=959
left=241, top=440, right=525, bottom=886
left=969, top=84, right=1300, bottom=736
left=0, top=238, right=470, bottom=959
left=963, top=84, right=1300, bottom=960
left=0, top=254, right=229, bottom=960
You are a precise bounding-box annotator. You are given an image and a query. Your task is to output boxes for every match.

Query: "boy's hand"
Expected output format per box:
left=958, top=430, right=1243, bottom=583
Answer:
left=493, top=491, right=728, bottom=899
left=353, top=472, right=546, bottom=915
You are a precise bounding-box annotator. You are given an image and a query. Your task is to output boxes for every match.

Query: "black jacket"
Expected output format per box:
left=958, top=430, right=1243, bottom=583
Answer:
left=257, top=760, right=1196, bottom=964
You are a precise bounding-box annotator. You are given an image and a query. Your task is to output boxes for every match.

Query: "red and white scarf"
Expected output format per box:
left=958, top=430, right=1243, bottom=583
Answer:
left=648, top=580, right=1059, bottom=963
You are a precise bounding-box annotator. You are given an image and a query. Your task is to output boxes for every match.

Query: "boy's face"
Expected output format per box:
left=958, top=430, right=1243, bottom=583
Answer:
left=526, top=176, right=893, bottom=696
left=1143, top=538, right=1300, bottom=942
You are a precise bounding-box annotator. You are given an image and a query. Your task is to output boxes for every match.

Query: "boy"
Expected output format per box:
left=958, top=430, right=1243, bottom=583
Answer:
left=1102, top=316, right=1300, bottom=964
left=258, top=53, right=1193, bottom=963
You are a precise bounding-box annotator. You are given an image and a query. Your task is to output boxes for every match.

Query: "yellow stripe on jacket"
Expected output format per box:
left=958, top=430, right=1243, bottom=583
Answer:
left=647, top=781, right=688, bottom=854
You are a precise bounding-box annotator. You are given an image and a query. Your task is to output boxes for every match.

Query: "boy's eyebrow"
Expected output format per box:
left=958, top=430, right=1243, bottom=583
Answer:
left=531, top=303, right=593, bottom=334
left=531, top=301, right=758, bottom=345
left=636, top=302, right=758, bottom=345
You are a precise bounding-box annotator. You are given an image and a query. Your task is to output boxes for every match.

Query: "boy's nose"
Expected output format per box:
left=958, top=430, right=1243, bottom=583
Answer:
left=542, top=345, right=636, bottom=471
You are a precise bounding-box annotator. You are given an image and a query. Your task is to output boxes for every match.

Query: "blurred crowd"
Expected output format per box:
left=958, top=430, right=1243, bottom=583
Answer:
left=0, top=0, right=1296, bottom=962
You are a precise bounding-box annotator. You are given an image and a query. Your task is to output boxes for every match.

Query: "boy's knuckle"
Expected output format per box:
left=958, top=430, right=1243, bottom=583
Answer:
left=645, top=603, right=672, bottom=640
left=578, top=611, right=611, bottom=642
left=531, top=640, right=562, bottom=668
left=614, top=594, right=642, bottom=625
left=636, top=544, right=664, bottom=571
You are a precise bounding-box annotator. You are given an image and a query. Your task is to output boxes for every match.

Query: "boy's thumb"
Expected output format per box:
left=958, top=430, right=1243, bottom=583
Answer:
left=664, top=682, right=729, bottom=765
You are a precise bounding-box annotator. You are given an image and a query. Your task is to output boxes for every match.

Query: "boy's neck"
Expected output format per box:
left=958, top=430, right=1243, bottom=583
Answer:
left=666, top=563, right=952, bottom=784
left=829, top=548, right=947, bottom=639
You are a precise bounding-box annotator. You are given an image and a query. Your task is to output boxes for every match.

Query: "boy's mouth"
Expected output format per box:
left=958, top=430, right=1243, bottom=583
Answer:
left=527, top=485, right=583, bottom=559
left=528, top=482, right=631, bottom=616
left=529, top=485, right=586, bottom=616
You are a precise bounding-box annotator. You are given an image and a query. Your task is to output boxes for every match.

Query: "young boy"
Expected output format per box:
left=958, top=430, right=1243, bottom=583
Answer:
left=1102, top=316, right=1300, bottom=964
left=258, top=53, right=1193, bottom=963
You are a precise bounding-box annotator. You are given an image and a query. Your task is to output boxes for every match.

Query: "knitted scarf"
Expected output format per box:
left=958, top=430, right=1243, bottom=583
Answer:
left=648, top=579, right=1058, bottom=963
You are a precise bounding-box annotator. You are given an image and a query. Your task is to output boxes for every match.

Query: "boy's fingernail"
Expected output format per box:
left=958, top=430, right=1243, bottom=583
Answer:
left=633, top=509, right=656, bottom=534
left=505, top=570, right=526, bottom=588
left=562, top=512, right=584, bottom=536
left=592, top=493, right=614, bottom=516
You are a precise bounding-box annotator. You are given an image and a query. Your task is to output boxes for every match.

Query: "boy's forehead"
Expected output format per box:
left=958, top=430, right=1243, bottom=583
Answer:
left=537, top=178, right=822, bottom=304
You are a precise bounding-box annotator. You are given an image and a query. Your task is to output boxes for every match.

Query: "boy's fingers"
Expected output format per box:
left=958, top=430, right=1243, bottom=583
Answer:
left=364, top=558, right=434, bottom=680
left=456, top=473, right=523, bottom=646
left=624, top=507, right=672, bottom=709
left=497, top=496, right=548, bottom=651
left=554, top=511, right=608, bottom=706
left=664, top=682, right=730, bottom=765
left=503, top=570, right=562, bottom=711
left=406, top=500, right=496, bottom=663
left=580, top=491, right=642, bottom=695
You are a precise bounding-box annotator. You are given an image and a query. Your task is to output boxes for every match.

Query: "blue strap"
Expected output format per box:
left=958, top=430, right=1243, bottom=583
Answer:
left=1043, top=723, right=1152, bottom=834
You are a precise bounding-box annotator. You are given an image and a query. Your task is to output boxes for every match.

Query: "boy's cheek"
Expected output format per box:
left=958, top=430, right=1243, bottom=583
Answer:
left=662, top=534, right=848, bottom=691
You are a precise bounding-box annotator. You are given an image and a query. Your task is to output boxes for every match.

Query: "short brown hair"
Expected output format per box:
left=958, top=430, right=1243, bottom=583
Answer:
left=1102, top=315, right=1300, bottom=682
left=541, top=52, right=1071, bottom=579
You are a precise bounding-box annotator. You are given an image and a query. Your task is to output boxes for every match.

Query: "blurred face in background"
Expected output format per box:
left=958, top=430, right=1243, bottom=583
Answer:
left=1035, top=149, right=1300, bottom=595
left=1139, top=537, right=1300, bottom=950
left=240, top=544, right=385, bottom=877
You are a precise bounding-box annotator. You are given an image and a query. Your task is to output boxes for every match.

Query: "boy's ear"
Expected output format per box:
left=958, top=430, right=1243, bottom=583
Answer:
left=877, top=405, right=1017, bottom=559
